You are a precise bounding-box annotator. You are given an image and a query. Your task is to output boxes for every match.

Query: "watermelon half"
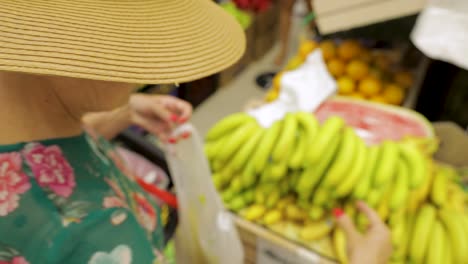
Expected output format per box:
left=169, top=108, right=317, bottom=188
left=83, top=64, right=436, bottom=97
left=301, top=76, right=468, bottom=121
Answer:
left=315, top=97, right=434, bottom=145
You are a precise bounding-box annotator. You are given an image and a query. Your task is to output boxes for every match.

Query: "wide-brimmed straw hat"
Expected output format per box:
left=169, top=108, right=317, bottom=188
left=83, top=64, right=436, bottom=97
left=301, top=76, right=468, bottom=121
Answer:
left=0, top=0, right=245, bottom=84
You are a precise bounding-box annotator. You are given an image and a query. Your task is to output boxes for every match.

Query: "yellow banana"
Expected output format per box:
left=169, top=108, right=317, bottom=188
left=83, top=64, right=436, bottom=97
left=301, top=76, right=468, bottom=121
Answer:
left=426, top=220, right=446, bottom=264
left=307, top=116, right=345, bottom=164
left=272, top=113, right=298, bottom=163
left=285, top=204, right=307, bottom=221
left=366, top=186, right=386, bottom=208
left=227, top=176, right=243, bottom=194
left=265, top=189, right=281, bottom=209
left=212, top=172, right=224, bottom=190
left=204, top=137, right=227, bottom=161
left=311, top=188, right=330, bottom=206
left=430, top=165, right=448, bottom=206
left=335, top=136, right=367, bottom=198
left=217, top=121, right=259, bottom=162
left=308, top=206, right=325, bottom=221
left=242, top=204, right=266, bottom=221
left=399, top=143, right=427, bottom=189
left=242, top=188, right=255, bottom=205
left=226, top=196, right=246, bottom=212
left=389, top=159, right=410, bottom=211
left=253, top=121, right=282, bottom=173
left=322, top=127, right=358, bottom=188
left=409, top=204, right=436, bottom=263
left=353, top=145, right=380, bottom=199
left=438, top=210, right=468, bottom=263
left=414, top=160, right=434, bottom=203
left=299, top=220, right=332, bottom=242
left=206, top=112, right=253, bottom=141
left=296, top=135, right=341, bottom=200
left=263, top=209, right=283, bottom=225
left=211, top=158, right=224, bottom=172
left=230, top=128, right=265, bottom=171
left=221, top=189, right=235, bottom=203
left=333, top=228, right=348, bottom=264
left=390, top=214, right=406, bottom=249
left=373, top=141, right=399, bottom=186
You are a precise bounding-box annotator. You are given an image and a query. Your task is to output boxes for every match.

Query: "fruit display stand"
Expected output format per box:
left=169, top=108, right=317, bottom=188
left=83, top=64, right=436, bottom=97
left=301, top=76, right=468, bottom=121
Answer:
left=205, top=97, right=467, bottom=264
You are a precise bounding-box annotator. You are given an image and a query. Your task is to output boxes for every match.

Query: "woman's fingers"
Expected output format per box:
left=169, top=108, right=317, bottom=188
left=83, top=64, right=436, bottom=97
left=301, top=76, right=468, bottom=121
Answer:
left=334, top=209, right=360, bottom=243
left=356, top=201, right=383, bottom=229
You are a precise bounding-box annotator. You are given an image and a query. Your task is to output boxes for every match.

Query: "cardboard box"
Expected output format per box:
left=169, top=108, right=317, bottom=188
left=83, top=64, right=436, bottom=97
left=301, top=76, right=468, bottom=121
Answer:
left=315, top=0, right=426, bottom=34
left=218, top=25, right=255, bottom=87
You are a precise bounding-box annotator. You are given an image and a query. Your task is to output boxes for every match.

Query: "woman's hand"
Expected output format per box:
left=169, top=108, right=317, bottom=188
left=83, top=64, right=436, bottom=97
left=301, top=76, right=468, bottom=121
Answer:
left=334, top=201, right=392, bottom=264
left=128, top=94, right=193, bottom=143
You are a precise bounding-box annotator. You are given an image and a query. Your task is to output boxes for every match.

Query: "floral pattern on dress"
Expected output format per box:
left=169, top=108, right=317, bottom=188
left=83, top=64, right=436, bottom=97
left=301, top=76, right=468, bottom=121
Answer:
left=22, top=143, right=75, bottom=198
left=0, top=153, right=31, bottom=216
left=0, top=245, right=30, bottom=264
left=87, top=245, right=132, bottom=264
left=103, top=178, right=157, bottom=232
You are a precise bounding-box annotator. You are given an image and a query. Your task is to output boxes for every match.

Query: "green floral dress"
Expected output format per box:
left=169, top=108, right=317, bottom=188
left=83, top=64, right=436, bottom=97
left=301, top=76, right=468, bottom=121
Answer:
left=0, top=132, right=165, bottom=264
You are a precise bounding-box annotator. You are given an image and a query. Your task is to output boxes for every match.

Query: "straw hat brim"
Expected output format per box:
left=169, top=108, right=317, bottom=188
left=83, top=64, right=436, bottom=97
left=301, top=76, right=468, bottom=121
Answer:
left=0, top=0, right=246, bottom=84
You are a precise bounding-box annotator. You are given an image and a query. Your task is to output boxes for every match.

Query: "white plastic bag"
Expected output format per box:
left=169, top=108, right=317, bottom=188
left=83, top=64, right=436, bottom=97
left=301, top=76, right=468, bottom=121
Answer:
left=164, top=124, right=244, bottom=264
left=411, top=0, right=468, bottom=70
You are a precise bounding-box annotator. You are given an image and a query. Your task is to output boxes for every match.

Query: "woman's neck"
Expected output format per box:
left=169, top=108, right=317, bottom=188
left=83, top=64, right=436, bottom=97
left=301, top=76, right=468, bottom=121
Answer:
left=0, top=72, right=83, bottom=144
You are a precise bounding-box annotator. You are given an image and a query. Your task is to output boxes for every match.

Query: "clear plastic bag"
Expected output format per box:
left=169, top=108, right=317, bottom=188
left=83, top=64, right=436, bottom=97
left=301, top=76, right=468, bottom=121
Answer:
left=164, top=124, right=244, bottom=264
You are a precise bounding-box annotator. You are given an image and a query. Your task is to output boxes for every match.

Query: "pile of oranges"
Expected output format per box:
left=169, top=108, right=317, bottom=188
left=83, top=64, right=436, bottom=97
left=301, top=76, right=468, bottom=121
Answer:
left=268, top=39, right=414, bottom=105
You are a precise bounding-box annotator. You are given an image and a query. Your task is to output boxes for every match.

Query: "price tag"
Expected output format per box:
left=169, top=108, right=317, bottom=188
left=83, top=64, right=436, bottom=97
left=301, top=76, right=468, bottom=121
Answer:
left=256, top=237, right=321, bottom=264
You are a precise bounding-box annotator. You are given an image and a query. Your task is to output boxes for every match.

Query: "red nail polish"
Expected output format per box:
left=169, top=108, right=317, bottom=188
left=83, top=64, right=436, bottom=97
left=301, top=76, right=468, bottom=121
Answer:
left=333, top=208, right=344, bottom=218
left=181, top=132, right=191, bottom=139
left=168, top=138, right=177, bottom=144
left=170, top=115, right=179, bottom=122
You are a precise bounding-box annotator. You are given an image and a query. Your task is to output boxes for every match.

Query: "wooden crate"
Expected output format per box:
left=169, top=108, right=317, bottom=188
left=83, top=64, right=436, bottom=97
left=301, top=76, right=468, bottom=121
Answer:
left=233, top=215, right=337, bottom=264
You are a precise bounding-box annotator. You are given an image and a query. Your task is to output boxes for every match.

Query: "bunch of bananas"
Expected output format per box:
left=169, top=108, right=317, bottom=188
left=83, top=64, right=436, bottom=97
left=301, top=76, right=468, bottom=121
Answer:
left=205, top=111, right=467, bottom=263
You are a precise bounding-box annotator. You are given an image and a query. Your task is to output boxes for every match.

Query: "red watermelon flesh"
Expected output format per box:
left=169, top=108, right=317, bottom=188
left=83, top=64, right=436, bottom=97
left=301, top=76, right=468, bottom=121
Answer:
left=315, top=97, right=434, bottom=145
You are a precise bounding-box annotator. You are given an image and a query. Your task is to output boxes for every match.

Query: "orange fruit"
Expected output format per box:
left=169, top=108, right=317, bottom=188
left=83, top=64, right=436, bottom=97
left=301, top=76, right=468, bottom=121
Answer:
left=358, top=77, right=382, bottom=97
left=338, top=40, right=362, bottom=61
left=320, top=40, right=336, bottom=61
left=358, top=49, right=372, bottom=63
left=327, top=58, right=346, bottom=77
left=285, top=56, right=305, bottom=70
left=369, top=95, right=388, bottom=104
left=382, top=83, right=405, bottom=105
left=337, top=76, right=355, bottom=95
left=393, top=71, right=413, bottom=89
left=299, top=40, right=318, bottom=58
left=346, top=60, right=369, bottom=81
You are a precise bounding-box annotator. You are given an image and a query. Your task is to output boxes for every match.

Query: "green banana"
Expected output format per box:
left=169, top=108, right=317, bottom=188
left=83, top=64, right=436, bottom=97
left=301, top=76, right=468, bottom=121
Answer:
left=269, top=161, right=288, bottom=181
left=296, top=135, right=341, bottom=200
left=438, top=210, right=468, bottom=263
left=430, top=165, right=448, bottom=206
left=240, top=161, right=257, bottom=188
left=311, top=188, right=329, bottom=206
left=217, top=121, right=259, bottom=162
left=426, top=220, right=446, bottom=264
left=366, top=187, right=385, bottom=208
left=306, top=116, right=345, bottom=164
left=389, top=159, right=410, bottom=211
left=409, top=204, right=436, bottom=263
left=322, top=127, right=358, bottom=188
left=308, top=206, right=324, bottom=221
left=206, top=112, right=253, bottom=141
left=399, top=144, right=427, bottom=189
left=294, top=112, right=319, bottom=166
left=288, top=129, right=308, bottom=169
left=253, top=121, right=282, bottom=174
left=373, top=141, right=399, bottom=186
left=353, top=145, right=380, bottom=199
left=266, top=189, right=281, bottom=209
left=227, top=176, right=243, bottom=194
left=334, top=136, right=367, bottom=198
left=272, top=113, right=298, bottom=162
left=230, top=128, right=265, bottom=171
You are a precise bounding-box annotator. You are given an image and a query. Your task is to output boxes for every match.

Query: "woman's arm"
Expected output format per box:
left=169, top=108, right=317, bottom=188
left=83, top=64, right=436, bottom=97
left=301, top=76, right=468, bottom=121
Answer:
left=83, top=94, right=193, bottom=142
left=82, top=105, right=132, bottom=140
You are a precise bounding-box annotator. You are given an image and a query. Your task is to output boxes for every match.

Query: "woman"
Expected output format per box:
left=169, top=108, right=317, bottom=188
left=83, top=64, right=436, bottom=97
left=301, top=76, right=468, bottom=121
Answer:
left=0, top=0, right=390, bottom=263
